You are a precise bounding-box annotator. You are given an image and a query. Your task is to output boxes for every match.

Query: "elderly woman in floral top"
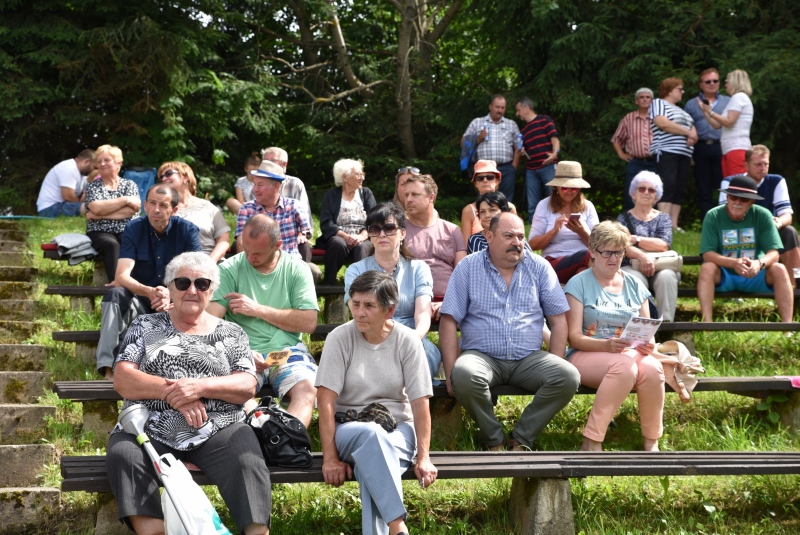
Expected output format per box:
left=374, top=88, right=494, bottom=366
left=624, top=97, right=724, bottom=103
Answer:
left=616, top=171, right=678, bottom=322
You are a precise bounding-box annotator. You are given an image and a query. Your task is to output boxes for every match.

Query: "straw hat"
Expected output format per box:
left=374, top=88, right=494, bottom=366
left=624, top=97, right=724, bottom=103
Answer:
left=472, top=159, right=501, bottom=180
left=545, top=161, right=591, bottom=189
left=250, top=160, right=286, bottom=182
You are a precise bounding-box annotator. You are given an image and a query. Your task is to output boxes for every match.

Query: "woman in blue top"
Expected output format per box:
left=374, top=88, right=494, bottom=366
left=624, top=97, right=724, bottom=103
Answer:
left=345, top=202, right=442, bottom=382
left=564, top=221, right=665, bottom=452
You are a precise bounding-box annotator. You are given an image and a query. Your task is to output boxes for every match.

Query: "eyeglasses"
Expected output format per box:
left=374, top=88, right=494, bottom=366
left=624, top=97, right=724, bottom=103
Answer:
left=171, top=277, right=212, bottom=292
left=596, top=250, right=625, bottom=258
left=474, top=174, right=497, bottom=182
left=702, top=79, right=720, bottom=84
left=349, top=172, right=365, bottom=179
left=367, top=223, right=400, bottom=237
left=676, top=87, right=685, bottom=92
left=397, top=166, right=420, bottom=175
left=560, top=187, right=579, bottom=192
left=637, top=186, right=657, bottom=194
left=160, top=169, right=179, bottom=180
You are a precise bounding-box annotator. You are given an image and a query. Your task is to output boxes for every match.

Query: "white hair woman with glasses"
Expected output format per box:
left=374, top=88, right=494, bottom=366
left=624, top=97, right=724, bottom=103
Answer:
left=319, top=158, right=377, bottom=284
left=159, top=161, right=231, bottom=262
left=698, top=69, right=754, bottom=178
left=528, top=161, right=598, bottom=284
left=460, top=160, right=517, bottom=246
left=317, top=270, right=436, bottom=535
left=345, top=202, right=442, bottom=382
left=107, top=252, right=271, bottom=535
left=564, top=221, right=665, bottom=452
left=616, top=171, right=678, bottom=322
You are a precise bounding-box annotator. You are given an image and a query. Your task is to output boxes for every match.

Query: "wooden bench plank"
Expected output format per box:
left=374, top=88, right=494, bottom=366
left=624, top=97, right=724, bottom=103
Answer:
left=660, top=322, right=800, bottom=332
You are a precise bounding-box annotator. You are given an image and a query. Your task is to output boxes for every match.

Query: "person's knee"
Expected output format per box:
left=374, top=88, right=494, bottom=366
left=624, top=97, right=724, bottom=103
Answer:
left=286, top=379, right=317, bottom=406
left=450, top=359, right=483, bottom=392
left=326, top=236, right=348, bottom=252
left=698, top=262, right=719, bottom=284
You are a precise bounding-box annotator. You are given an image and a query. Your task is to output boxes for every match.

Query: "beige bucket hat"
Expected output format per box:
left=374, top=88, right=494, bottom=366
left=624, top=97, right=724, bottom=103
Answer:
left=545, top=161, right=591, bottom=189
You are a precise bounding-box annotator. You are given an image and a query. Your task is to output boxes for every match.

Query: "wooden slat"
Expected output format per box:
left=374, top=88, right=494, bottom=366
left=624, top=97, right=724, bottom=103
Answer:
left=660, top=322, right=800, bottom=332
left=45, top=285, right=109, bottom=296
left=677, top=288, right=800, bottom=299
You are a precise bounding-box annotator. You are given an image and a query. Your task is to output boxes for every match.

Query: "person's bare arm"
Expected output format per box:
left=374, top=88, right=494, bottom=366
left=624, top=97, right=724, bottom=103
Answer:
left=653, top=116, right=693, bottom=137
left=411, top=396, right=437, bottom=489
left=541, top=137, right=560, bottom=166
left=702, top=250, right=742, bottom=271
left=114, top=361, right=169, bottom=400
left=60, top=186, right=81, bottom=203
left=461, top=204, right=475, bottom=246
left=225, top=292, right=317, bottom=333
left=88, top=196, right=140, bottom=217
left=612, top=141, right=632, bottom=162
left=318, top=386, right=353, bottom=486
left=439, top=314, right=459, bottom=396
left=163, top=371, right=256, bottom=408
left=209, top=232, right=231, bottom=263
left=545, top=312, right=567, bottom=357
left=454, top=250, right=467, bottom=265
left=775, top=212, right=793, bottom=229
left=413, top=295, right=432, bottom=340
left=528, top=214, right=568, bottom=251
left=87, top=206, right=138, bottom=220
left=115, top=258, right=170, bottom=310
left=705, top=109, right=740, bottom=129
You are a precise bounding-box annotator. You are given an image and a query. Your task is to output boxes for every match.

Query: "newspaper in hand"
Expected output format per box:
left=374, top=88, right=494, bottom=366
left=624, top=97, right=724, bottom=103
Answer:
left=619, top=316, right=663, bottom=346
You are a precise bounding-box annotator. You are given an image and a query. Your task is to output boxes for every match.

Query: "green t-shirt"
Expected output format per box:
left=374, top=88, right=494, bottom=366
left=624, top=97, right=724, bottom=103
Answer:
left=212, top=252, right=319, bottom=353
left=699, top=204, right=782, bottom=273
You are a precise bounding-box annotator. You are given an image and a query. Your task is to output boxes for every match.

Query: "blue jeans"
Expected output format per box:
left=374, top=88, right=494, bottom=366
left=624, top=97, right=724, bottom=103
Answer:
left=496, top=161, right=517, bottom=202
left=38, top=202, right=83, bottom=218
left=525, top=164, right=556, bottom=222
left=623, top=158, right=658, bottom=210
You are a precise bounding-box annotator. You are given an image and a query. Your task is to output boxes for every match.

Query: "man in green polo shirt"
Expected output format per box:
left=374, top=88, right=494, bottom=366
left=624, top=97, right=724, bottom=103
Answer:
left=208, top=214, right=319, bottom=426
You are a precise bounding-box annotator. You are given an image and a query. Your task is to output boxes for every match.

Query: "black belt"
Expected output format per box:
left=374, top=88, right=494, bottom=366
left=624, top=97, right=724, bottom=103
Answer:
left=632, top=156, right=656, bottom=162
left=699, top=139, right=720, bottom=144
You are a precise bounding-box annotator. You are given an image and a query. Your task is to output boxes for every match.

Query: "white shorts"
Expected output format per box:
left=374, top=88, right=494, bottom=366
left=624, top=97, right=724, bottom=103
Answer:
left=257, top=344, right=318, bottom=400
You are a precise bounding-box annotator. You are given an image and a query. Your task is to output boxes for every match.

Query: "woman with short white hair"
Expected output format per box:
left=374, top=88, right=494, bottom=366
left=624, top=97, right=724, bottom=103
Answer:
left=319, top=158, right=377, bottom=284
left=616, top=171, right=678, bottom=321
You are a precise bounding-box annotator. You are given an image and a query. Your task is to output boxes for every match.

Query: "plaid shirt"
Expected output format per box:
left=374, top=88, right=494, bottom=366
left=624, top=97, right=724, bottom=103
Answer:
left=235, top=196, right=311, bottom=256
left=441, top=249, right=569, bottom=361
left=610, top=111, right=652, bottom=159
left=463, top=114, right=521, bottom=165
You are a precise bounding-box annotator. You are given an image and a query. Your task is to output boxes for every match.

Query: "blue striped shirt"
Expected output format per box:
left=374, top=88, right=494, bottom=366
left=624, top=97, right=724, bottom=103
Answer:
left=441, top=249, right=569, bottom=361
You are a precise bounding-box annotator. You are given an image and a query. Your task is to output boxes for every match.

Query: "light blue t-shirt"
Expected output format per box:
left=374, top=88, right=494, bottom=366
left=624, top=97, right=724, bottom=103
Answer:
left=563, top=268, right=650, bottom=358
left=344, top=255, right=433, bottom=329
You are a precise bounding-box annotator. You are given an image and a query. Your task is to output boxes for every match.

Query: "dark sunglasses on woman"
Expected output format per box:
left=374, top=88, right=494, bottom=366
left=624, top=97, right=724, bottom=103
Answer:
left=474, top=174, right=497, bottom=182
left=367, top=223, right=400, bottom=237
left=160, top=169, right=180, bottom=180
left=172, top=277, right=212, bottom=292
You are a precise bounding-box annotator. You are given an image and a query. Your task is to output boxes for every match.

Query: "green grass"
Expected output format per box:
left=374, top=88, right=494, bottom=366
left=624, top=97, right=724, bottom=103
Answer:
left=18, top=218, right=800, bottom=534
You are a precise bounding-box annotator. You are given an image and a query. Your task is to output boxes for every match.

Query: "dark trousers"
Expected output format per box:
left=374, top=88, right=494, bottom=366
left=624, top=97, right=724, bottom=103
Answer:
left=692, top=142, right=724, bottom=219
left=623, top=158, right=658, bottom=211
left=323, top=236, right=370, bottom=285
left=496, top=161, right=517, bottom=203
left=657, top=152, right=691, bottom=205
left=298, top=240, right=312, bottom=262
left=87, top=231, right=122, bottom=281
left=107, top=422, right=272, bottom=532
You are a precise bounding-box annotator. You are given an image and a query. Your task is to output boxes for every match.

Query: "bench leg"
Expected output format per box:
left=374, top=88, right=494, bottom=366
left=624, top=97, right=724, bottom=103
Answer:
left=69, top=296, right=95, bottom=314
left=82, top=401, right=118, bottom=447
left=779, top=391, right=800, bottom=434
left=429, top=397, right=462, bottom=449
left=324, top=294, right=349, bottom=324
left=510, top=477, right=574, bottom=535
left=95, top=493, right=128, bottom=535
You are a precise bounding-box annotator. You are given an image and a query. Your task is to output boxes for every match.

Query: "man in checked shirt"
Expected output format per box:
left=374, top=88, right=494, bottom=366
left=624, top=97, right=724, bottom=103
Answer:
left=611, top=87, right=659, bottom=211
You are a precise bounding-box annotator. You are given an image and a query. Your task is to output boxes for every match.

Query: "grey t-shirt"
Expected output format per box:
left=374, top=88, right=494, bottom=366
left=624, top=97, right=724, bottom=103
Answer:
left=315, top=320, right=433, bottom=423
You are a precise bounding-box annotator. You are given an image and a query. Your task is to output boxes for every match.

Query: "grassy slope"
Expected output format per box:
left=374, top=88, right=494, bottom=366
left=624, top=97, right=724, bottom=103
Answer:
left=22, top=217, right=800, bottom=534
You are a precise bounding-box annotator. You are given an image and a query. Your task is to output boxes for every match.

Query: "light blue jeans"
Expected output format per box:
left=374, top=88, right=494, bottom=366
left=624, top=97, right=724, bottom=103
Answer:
left=525, top=164, right=556, bottom=222
left=38, top=201, right=83, bottom=218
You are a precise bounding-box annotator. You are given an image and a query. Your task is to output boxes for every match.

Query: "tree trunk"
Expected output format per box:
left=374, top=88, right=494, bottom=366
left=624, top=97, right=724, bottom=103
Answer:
left=395, top=0, right=417, bottom=159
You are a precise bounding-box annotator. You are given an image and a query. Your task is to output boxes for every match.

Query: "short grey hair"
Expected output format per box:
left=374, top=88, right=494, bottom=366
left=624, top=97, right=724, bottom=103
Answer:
left=348, top=271, right=399, bottom=311
left=635, top=87, right=654, bottom=99
left=262, top=147, right=288, bottom=164
left=164, top=252, right=220, bottom=292
left=629, top=171, right=664, bottom=203
left=333, top=158, right=364, bottom=187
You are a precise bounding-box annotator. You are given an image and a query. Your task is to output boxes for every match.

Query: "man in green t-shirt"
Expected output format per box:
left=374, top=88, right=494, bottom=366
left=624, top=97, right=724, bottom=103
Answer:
left=698, top=175, right=793, bottom=323
left=207, top=214, right=320, bottom=426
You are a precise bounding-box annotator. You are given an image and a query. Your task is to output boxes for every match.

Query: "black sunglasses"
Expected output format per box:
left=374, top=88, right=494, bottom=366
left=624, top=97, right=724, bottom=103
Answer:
left=397, top=166, right=420, bottom=175
left=160, top=169, right=179, bottom=180
left=367, top=223, right=400, bottom=237
left=703, top=79, right=720, bottom=84
left=171, top=277, right=212, bottom=292
left=474, top=174, right=497, bottom=182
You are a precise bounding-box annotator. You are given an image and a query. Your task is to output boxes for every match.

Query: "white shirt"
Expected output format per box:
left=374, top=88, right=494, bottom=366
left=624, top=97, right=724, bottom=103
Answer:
left=721, top=92, right=753, bottom=154
left=528, top=198, right=599, bottom=257
left=37, top=159, right=82, bottom=211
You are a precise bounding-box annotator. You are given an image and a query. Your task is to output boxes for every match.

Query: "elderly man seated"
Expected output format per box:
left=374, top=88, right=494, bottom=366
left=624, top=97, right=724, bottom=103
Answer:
left=698, top=174, right=794, bottom=323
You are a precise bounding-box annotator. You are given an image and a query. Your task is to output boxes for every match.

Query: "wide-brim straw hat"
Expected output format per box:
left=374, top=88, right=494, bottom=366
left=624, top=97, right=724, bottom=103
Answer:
left=545, top=161, right=591, bottom=189
left=250, top=160, right=286, bottom=182
left=472, top=159, right=502, bottom=179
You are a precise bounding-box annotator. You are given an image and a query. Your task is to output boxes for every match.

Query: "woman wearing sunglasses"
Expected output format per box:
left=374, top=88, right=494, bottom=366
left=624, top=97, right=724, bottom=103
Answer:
left=460, top=160, right=517, bottom=246
left=159, top=162, right=231, bottom=263
left=108, top=252, right=271, bottom=535
left=344, top=202, right=442, bottom=381
left=616, top=171, right=678, bottom=321
left=564, top=221, right=665, bottom=452
left=528, top=161, right=598, bottom=284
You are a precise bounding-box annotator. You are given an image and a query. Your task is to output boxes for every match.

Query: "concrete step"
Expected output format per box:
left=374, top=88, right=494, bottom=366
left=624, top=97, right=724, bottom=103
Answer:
left=0, top=321, right=36, bottom=344
left=0, top=444, right=55, bottom=486
left=0, top=487, right=60, bottom=534
left=0, top=372, right=52, bottom=403
left=0, top=266, right=38, bottom=282
left=0, top=220, right=21, bottom=230
left=0, top=404, right=55, bottom=444
left=0, top=282, right=35, bottom=300
left=0, top=345, right=46, bottom=371
left=0, top=252, right=34, bottom=267
left=0, top=241, right=25, bottom=252
left=0, top=300, right=36, bottom=321
left=0, top=229, right=28, bottom=242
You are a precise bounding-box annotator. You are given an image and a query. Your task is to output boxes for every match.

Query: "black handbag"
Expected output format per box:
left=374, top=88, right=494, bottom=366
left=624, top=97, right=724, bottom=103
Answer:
left=246, top=396, right=313, bottom=469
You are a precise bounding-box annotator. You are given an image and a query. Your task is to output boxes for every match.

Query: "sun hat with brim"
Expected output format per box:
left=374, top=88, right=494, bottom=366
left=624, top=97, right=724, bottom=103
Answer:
left=472, top=159, right=501, bottom=180
left=250, top=160, right=286, bottom=182
left=544, top=161, right=591, bottom=189
left=719, top=174, right=764, bottom=201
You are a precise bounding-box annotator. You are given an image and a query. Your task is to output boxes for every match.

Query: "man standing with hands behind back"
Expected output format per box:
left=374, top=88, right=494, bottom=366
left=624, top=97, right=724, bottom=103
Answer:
left=611, top=88, right=658, bottom=211
left=462, top=94, right=522, bottom=202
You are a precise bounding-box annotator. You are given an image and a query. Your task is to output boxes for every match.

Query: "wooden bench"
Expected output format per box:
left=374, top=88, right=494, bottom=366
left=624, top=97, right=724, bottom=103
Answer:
left=60, top=450, right=800, bottom=534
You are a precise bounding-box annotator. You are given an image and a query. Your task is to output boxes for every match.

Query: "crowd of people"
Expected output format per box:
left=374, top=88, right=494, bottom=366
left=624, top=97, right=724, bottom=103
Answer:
left=34, top=65, right=798, bottom=535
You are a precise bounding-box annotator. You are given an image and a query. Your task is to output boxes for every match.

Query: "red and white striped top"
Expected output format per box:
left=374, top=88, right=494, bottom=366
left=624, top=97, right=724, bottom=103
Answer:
left=611, top=111, right=652, bottom=159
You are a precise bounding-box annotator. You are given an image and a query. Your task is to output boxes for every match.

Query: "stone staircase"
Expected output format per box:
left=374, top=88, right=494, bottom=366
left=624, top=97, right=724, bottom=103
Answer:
left=0, top=221, right=59, bottom=533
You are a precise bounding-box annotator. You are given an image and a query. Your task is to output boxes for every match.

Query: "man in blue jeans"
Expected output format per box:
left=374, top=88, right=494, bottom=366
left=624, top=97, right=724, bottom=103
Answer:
left=515, top=97, right=560, bottom=222
left=36, top=149, right=94, bottom=217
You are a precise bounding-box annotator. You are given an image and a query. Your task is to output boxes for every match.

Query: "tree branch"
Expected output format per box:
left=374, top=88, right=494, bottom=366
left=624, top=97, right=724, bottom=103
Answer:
left=325, top=0, right=374, bottom=98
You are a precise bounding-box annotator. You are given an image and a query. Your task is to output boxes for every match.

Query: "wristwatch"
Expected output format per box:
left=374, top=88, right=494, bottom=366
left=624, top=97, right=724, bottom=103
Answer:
left=631, top=235, right=639, bottom=246
left=760, top=259, right=767, bottom=271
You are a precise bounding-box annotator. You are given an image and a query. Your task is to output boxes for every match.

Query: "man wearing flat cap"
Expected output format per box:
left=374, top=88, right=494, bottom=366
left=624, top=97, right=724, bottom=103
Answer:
left=697, top=174, right=794, bottom=323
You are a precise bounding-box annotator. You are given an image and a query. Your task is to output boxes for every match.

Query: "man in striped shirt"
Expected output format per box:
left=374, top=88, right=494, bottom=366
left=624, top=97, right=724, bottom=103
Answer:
left=515, top=97, right=560, bottom=222
left=611, top=88, right=658, bottom=210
